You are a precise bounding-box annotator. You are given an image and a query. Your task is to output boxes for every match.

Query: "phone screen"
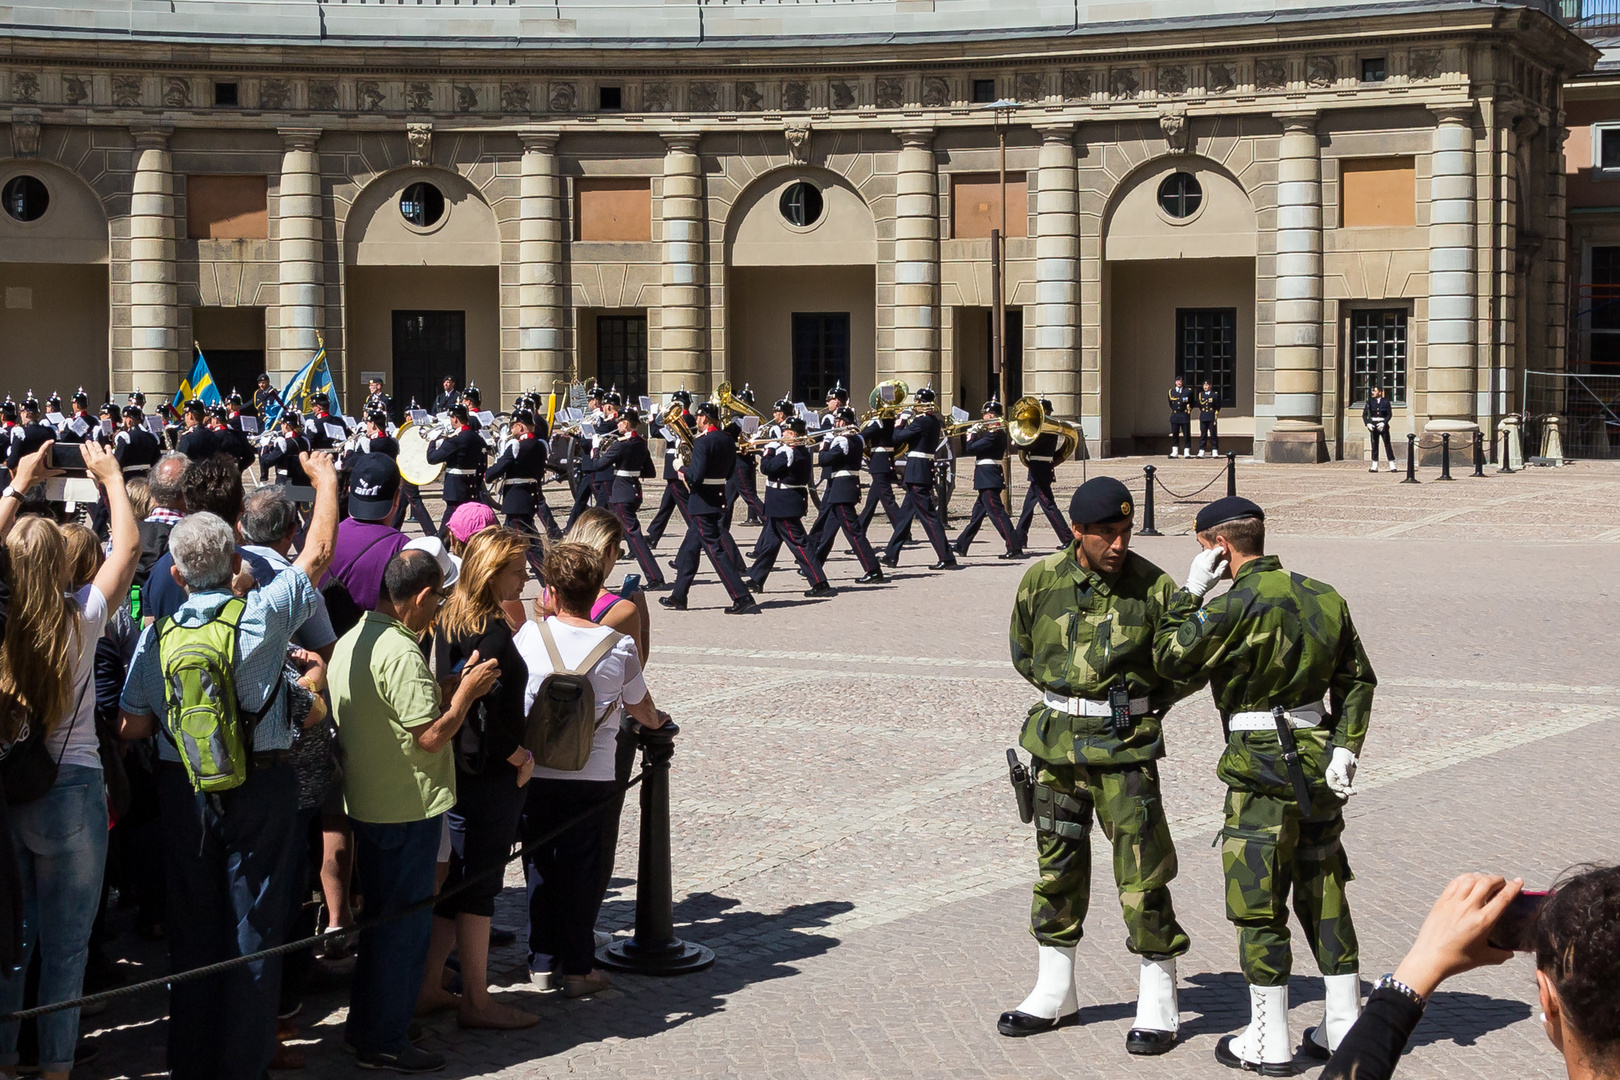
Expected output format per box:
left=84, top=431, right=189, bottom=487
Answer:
left=1489, top=889, right=1551, bottom=952
left=49, top=443, right=86, bottom=472
left=621, top=574, right=642, bottom=597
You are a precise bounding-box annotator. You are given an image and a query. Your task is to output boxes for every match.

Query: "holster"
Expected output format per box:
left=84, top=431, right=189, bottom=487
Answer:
left=1032, top=782, right=1094, bottom=842
left=1271, top=706, right=1315, bottom=815
left=1007, top=749, right=1035, bottom=824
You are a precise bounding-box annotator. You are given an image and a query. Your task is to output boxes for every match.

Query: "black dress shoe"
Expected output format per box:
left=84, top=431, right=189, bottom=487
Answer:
left=1215, top=1035, right=1295, bottom=1076
left=1298, top=1028, right=1330, bottom=1061
left=1126, top=1028, right=1177, bottom=1056
left=879, top=555, right=900, bottom=568
left=856, top=571, right=886, bottom=584
left=803, top=582, right=834, bottom=598
left=996, top=1009, right=1079, bottom=1038
left=931, top=560, right=959, bottom=571
left=658, top=596, right=687, bottom=611
left=999, top=551, right=1026, bottom=560
left=724, top=597, right=762, bottom=615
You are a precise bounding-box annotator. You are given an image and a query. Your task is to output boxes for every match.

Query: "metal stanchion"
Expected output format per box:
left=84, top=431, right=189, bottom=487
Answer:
left=1472, top=430, right=1486, bottom=477
left=1402, top=434, right=1419, bottom=484
left=1226, top=451, right=1237, bottom=497
left=596, top=722, right=715, bottom=975
left=1138, top=465, right=1161, bottom=536
left=1438, top=433, right=1454, bottom=481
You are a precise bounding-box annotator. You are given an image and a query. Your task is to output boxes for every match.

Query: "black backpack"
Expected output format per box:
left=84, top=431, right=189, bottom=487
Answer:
left=524, top=621, right=623, bottom=772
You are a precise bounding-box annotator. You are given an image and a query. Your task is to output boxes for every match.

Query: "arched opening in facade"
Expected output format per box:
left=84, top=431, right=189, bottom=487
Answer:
left=0, top=160, right=110, bottom=400
left=724, top=167, right=878, bottom=407
left=342, top=167, right=500, bottom=413
left=1101, top=157, right=1258, bottom=455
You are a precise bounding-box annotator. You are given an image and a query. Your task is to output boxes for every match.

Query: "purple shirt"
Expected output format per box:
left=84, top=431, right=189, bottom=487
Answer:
left=324, top=518, right=409, bottom=612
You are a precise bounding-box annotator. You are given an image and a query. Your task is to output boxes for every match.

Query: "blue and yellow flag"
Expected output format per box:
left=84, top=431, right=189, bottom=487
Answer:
left=173, top=345, right=223, bottom=409
left=262, top=341, right=341, bottom=429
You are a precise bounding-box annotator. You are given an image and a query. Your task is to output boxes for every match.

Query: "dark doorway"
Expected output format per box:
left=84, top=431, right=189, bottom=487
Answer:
left=1175, top=308, right=1237, bottom=409
left=204, top=350, right=266, bottom=407
left=792, top=313, right=850, bottom=405
left=596, top=315, right=648, bottom=402
left=392, top=311, right=466, bottom=414
left=984, top=308, right=1024, bottom=406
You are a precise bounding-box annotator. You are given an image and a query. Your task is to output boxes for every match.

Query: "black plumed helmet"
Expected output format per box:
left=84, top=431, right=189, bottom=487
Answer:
left=982, top=399, right=1003, bottom=417
left=695, top=401, right=721, bottom=422
left=914, top=386, right=937, bottom=405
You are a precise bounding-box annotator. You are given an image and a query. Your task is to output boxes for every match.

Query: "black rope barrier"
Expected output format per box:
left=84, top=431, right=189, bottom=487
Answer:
left=1152, top=466, right=1228, bottom=501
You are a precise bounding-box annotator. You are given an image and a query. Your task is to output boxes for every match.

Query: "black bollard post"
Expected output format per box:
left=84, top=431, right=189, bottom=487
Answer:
left=1402, top=434, right=1419, bottom=484
left=1139, top=465, right=1161, bottom=536
left=596, top=721, right=715, bottom=975
left=1500, top=428, right=1516, bottom=474
left=1226, top=451, right=1237, bottom=497
left=1472, top=430, right=1485, bottom=478
left=1438, top=433, right=1454, bottom=481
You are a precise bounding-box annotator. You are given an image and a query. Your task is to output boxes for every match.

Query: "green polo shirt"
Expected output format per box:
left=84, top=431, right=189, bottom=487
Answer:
left=331, top=610, right=456, bottom=824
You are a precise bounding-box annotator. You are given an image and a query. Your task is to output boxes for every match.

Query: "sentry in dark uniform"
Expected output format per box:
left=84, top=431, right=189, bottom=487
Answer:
left=747, top=419, right=832, bottom=597
left=881, top=388, right=957, bottom=570
left=858, top=409, right=905, bottom=536
left=426, top=405, right=489, bottom=534
left=486, top=409, right=558, bottom=578
left=432, top=375, right=460, bottom=415
left=364, top=377, right=392, bottom=422
left=660, top=402, right=757, bottom=614
left=808, top=407, right=884, bottom=583
left=593, top=407, right=665, bottom=588
left=1167, top=377, right=1193, bottom=458
left=1197, top=382, right=1220, bottom=457
left=1014, top=399, right=1076, bottom=553
left=113, top=406, right=161, bottom=480
left=646, top=391, right=693, bottom=549
left=261, top=415, right=311, bottom=485
left=953, top=399, right=1022, bottom=559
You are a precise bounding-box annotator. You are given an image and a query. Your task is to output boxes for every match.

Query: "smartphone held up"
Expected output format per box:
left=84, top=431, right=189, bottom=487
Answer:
left=1488, top=888, right=1552, bottom=952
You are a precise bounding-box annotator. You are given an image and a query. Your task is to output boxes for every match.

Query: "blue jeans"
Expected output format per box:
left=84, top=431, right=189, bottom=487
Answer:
left=0, top=764, right=109, bottom=1074
left=347, top=815, right=441, bottom=1056
left=157, top=761, right=300, bottom=1080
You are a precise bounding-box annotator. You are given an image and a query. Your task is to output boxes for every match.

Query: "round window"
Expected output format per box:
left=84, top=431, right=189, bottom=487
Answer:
left=779, top=181, right=824, bottom=228
left=1156, top=172, right=1203, bottom=219
left=399, top=182, right=446, bottom=228
left=2, top=175, right=49, bottom=223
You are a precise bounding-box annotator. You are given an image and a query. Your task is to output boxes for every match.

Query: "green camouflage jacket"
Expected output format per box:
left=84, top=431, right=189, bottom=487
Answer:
left=1152, top=554, right=1377, bottom=796
left=1010, top=545, right=1205, bottom=766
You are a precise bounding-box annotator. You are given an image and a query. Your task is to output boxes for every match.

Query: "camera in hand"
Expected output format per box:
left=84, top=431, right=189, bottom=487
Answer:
left=1488, top=888, right=1551, bottom=952
left=49, top=443, right=87, bottom=474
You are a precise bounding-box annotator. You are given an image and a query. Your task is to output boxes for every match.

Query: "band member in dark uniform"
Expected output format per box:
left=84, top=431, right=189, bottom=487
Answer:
left=593, top=407, right=664, bottom=588
left=565, top=389, right=615, bottom=528
left=726, top=391, right=770, bottom=529
left=858, top=404, right=905, bottom=536
left=304, top=399, right=342, bottom=451
left=364, top=376, right=392, bottom=422
left=113, top=405, right=162, bottom=478
left=95, top=402, right=119, bottom=448
left=878, top=388, right=956, bottom=570
left=460, top=385, right=484, bottom=431
left=1167, top=376, right=1193, bottom=458
left=747, top=419, right=832, bottom=597
left=660, top=402, right=758, bottom=614
left=426, top=404, right=489, bottom=534
left=433, top=374, right=460, bottom=415
left=175, top=399, right=221, bottom=460
left=57, top=389, right=95, bottom=444
left=1197, top=380, right=1220, bottom=458
left=211, top=405, right=256, bottom=471
left=261, top=414, right=311, bottom=485
left=225, top=391, right=248, bottom=428
left=647, top=389, right=693, bottom=548
left=484, top=408, right=554, bottom=578
left=808, top=407, right=884, bottom=583
left=356, top=411, right=399, bottom=460
left=1014, top=398, right=1075, bottom=553
left=952, top=399, right=1022, bottom=559
left=252, top=373, right=282, bottom=420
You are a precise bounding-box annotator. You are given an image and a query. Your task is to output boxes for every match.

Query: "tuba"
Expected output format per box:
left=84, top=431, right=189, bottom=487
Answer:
left=395, top=418, right=446, bottom=486
left=1007, top=396, right=1086, bottom=468
left=660, top=402, right=696, bottom=467
left=715, top=381, right=763, bottom=422
left=862, top=379, right=910, bottom=423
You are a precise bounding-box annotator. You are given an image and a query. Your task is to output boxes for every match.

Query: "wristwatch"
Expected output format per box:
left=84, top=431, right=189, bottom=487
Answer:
left=1, top=485, right=20, bottom=502
left=1375, top=973, right=1427, bottom=1011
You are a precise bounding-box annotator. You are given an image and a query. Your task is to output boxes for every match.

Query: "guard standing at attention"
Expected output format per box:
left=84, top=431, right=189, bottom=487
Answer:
left=952, top=399, right=1022, bottom=560
left=485, top=408, right=558, bottom=572
left=1167, top=376, right=1194, bottom=458
left=433, top=374, right=461, bottom=415
left=807, top=407, right=884, bottom=583
left=175, top=399, right=221, bottom=461
left=1002, top=477, right=1199, bottom=1056
left=1363, top=386, right=1396, bottom=473
left=1013, top=398, right=1075, bottom=554
left=594, top=407, right=665, bottom=588
left=1152, top=497, right=1376, bottom=1075
left=660, top=402, right=758, bottom=615
left=364, top=376, right=392, bottom=422
left=1197, top=381, right=1220, bottom=458
left=647, top=389, right=694, bottom=549
left=426, top=404, right=490, bottom=531
left=113, top=405, right=162, bottom=479
left=880, top=387, right=956, bottom=570
left=746, top=418, right=833, bottom=598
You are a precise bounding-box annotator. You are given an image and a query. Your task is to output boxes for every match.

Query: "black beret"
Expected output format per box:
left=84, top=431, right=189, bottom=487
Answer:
left=1069, top=477, right=1134, bottom=526
left=1195, top=496, right=1264, bottom=533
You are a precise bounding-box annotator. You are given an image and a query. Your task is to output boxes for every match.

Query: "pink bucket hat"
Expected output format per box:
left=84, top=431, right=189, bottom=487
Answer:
left=445, top=501, right=498, bottom=543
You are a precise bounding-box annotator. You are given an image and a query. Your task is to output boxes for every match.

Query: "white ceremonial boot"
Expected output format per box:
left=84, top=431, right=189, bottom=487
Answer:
left=1301, top=973, right=1362, bottom=1060
left=1198, top=449, right=1206, bottom=457
left=1368, top=461, right=1377, bottom=472
left=1216, top=983, right=1294, bottom=1076
left=1386, top=460, right=1398, bottom=472
left=997, top=944, right=1079, bottom=1037
left=1125, top=957, right=1180, bottom=1055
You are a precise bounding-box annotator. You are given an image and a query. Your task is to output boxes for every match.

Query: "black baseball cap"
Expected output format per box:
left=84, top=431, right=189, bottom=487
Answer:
left=1070, top=477, right=1134, bottom=526
left=348, top=453, right=401, bottom=519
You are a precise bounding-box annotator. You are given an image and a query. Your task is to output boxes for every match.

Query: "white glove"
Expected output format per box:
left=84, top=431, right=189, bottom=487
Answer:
left=1184, top=546, right=1228, bottom=598
left=1324, top=747, right=1358, bottom=798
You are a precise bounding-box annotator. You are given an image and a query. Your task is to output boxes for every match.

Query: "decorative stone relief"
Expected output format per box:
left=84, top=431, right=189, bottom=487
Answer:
left=921, top=76, right=950, bottom=108
left=1207, top=63, right=1236, bottom=94
left=10, top=111, right=41, bottom=157
left=406, top=122, right=432, bottom=166
left=1109, top=69, right=1139, bottom=99
left=829, top=79, right=856, bottom=110
left=688, top=82, right=718, bottom=111
left=1410, top=49, right=1442, bottom=81
left=645, top=82, right=673, bottom=111
left=1061, top=70, right=1092, bottom=100
left=310, top=81, right=339, bottom=110
left=784, top=120, right=812, bottom=165
left=1016, top=72, right=1044, bottom=102
left=1159, top=106, right=1190, bottom=153
left=1159, top=66, right=1187, bottom=96
left=63, top=76, right=90, bottom=106
left=112, top=75, right=143, bottom=107
left=164, top=77, right=191, bottom=108
left=12, top=72, right=40, bottom=104
left=1256, top=58, right=1288, bottom=90
left=405, top=82, right=433, bottom=112
left=1305, top=56, right=1336, bottom=88
left=261, top=78, right=294, bottom=109
left=782, top=80, right=810, bottom=111
left=549, top=83, right=575, bottom=112
left=358, top=80, right=386, bottom=112
left=453, top=84, right=478, bottom=112
left=737, top=81, right=764, bottom=112
left=500, top=83, right=529, bottom=112
left=876, top=77, right=904, bottom=109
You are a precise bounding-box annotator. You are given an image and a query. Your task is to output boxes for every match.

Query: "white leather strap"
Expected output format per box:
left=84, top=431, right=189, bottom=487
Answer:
left=1042, top=690, right=1150, bottom=717
left=1228, top=701, right=1328, bottom=731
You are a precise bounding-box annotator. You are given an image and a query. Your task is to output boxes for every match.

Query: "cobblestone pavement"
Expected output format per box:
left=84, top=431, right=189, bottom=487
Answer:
left=80, top=459, right=1620, bottom=1078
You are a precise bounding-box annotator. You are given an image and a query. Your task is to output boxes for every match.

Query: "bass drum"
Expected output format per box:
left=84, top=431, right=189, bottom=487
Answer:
left=396, top=420, right=445, bottom=487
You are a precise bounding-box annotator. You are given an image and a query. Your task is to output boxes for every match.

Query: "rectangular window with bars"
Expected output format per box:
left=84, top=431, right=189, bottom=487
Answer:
left=596, top=315, right=648, bottom=402
left=1349, top=309, right=1408, bottom=406
left=1175, top=308, right=1237, bottom=410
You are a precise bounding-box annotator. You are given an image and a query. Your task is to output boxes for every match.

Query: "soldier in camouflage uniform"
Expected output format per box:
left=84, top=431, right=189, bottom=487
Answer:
left=1001, top=477, right=1204, bottom=1056
left=1153, top=496, right=1377, bottom=1076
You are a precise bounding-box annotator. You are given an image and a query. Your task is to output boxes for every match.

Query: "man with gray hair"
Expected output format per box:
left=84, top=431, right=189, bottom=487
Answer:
left=118, top=452, right=339, bottom=1080
left=135, top=451, right=190, bottom=597
left=240, top=486, right=337, bottom=659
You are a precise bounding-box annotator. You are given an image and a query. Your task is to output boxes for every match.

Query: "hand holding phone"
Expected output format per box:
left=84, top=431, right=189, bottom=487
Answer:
left=1487, top=888, right=1550, bottom=952
left=48, top=442, right=86, bottom=473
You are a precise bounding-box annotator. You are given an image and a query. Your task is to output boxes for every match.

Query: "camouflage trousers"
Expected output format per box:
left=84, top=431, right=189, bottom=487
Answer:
left=1220, top=787, right=1358, bottom=986
left=1030, top=760, right=1189, bottom=958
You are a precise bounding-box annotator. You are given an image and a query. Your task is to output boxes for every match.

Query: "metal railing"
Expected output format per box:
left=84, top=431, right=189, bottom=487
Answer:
left=1524, top=370, right=1620, bottom=459
left=1561, top=0, right=1620, bottom=33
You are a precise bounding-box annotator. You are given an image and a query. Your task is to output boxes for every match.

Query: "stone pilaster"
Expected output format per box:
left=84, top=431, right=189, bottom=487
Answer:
left=277, top=128, right=324, bottom=377
left=1033, top=123, right=1080, bottom=418
left=1425, top=105, right=1479, bottom=438
left=129, top=126, right=179, bottom=395
left=1266, top=112, right=1327, bottom=462
left=660, top=133, right=706, bottom=395
left=519, top=132, right=566, bottom=393
left=893, top=127, right=940, bottom=391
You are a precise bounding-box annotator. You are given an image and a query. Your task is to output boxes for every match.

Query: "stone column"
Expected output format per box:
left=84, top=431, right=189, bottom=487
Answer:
left=659, top=134, right=706, bottom=395
left=1424, top=105, right=1478, bottom=444
left=129, top=126, right=179, bottom=395
left=1266, top=112, right=1327, bottom=462
left=519, top=132, right=566, bottom=393
left=1034, top=123, right=1080, bottom=417
left=277, top=128, right=324, bottom=376
left=893, top=127, right=940, bottom=390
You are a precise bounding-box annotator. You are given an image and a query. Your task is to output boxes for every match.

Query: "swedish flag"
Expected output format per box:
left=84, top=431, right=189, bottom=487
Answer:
left=262, top=341, right=341, bottom=430
left=173, top=346, right=223, bottom=409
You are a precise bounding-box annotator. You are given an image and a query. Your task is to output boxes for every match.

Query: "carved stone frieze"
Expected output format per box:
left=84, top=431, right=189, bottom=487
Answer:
left=500, top=83, right=529, bottom=112
left=829, top=79, right=856, bottom=110
left=310, top=81, right=339, bottom=110
left=688, top=82, right=718, bottom=111
left=549, top=83, right=575, bottom=112
left=164, top=77, right=191, bottom=108
left=453, top=84, right=478, bottom=113
left=921, top=76, right=950, bottom=108
left=12, top=72, right=40, bottom=105
left=10, top=111, right=41, bottom=157
left=63, top=76, right=90, bottom=106
left=1016, top=71, right=1044, bottom=102
left=1256, top=58, right=1287, bottom=90
left=1159, top=66, right=1187, bottom=96
left=1062, top=70, right=1091, bottom=100
left=737, top=81, right=764, bottom=112
left=784, top=119, right=812, bottom=165
left=645, top=82, right=673, bottom=111
left=1109, top=69, right=1139, bottom=99
left=1306, top=56, right=1336, bottom=88
left=358, top=81, right=386, bottom=112
left=406, top=122, right=432, bottom=166
left=112, top=75, right=143, bottom=107
left=1207, top=63, right=1236, bottom=94
left=260, top=78, right=293, bottom=109
left=1410, top=49, right=1442, bottom=81
left=782, top=80, right=810, bottom=111
left=405, top=82, right=433, bottom=112
left=876, top=77, right=904, bottom=109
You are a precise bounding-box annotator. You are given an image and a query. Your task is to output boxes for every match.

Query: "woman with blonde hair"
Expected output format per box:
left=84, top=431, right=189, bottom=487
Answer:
left=0, top=440, right=139, bottom=1080
left=60, top=524, right=105, bottom=591
left=416, top=527, right=537, bottom=1030
left=540, top=507, right=648, bottom=661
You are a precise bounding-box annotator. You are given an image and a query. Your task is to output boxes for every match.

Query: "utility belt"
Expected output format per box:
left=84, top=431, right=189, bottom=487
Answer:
left=1042, top=689, right=1150, bottom=717
left=1006, top=750, right=1093, bottom=841
left=1227, top=700, right=1326, bottom=731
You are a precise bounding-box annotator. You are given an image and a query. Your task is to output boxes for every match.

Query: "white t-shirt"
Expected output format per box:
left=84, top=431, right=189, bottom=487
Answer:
left=515, top=617, right=646, bottom=783
left=46, top=584, right=110, bottom=771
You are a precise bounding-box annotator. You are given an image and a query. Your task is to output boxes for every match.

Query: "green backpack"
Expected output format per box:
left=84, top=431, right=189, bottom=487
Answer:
left=155, top=597, right=280, bottom=793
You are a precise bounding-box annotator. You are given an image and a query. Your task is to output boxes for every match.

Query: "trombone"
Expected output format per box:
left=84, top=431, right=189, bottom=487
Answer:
left=943, top=418, right=1004, bottom=439
left=1007, top=396, right=1086, bottom=467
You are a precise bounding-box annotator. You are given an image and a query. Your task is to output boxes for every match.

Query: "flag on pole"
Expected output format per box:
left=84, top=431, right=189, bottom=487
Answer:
left=262, top=339, right=341, bottom=430
left=173, top=344, right=224, bottom=410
